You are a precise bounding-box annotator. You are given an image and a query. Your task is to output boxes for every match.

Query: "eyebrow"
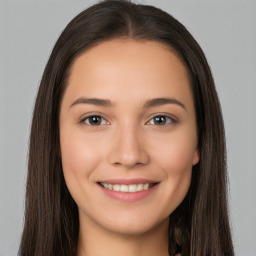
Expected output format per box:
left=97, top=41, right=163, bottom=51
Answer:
left=143, top=97, right=186, bottom=110
left=69, top=97, right=186, bottom=110
left=70, top=97, right=115, bottom=108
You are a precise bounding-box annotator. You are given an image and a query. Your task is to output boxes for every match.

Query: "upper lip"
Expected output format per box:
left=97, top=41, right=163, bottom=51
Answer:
left=98, top=178, right=160, bottom=185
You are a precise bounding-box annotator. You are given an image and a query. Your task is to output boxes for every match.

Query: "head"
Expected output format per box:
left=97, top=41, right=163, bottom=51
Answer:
left=20, top=1, right=233, bottom=256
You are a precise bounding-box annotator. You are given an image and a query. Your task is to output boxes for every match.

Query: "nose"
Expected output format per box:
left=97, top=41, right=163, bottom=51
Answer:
left=107, top=124, right=150, bottom=168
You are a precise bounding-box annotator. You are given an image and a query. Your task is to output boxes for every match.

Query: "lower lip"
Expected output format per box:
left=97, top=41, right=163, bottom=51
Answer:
left=97, top=184, right=159, bottom=202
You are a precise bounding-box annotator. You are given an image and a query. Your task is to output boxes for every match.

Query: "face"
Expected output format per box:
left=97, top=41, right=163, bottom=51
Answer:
left=59, top=39, right=199, bottom=235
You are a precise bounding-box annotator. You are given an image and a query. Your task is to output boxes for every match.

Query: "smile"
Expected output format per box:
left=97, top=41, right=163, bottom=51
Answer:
left=100, top=183, right=156, bottom=192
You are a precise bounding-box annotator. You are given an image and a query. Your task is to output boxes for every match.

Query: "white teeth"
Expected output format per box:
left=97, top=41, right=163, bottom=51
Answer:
left=143, top=183, right=149, bottom=190
left=120, top=185, right=128, bottom=192
left=101, top=183, right=153, bottom=192
left=137, top=184, right=144, bottom=191
left=113, top=184, right=120, bottom=191
left=128, top=184, right=137, bottom=192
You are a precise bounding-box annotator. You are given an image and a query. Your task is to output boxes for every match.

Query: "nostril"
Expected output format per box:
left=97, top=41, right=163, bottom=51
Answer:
left=113, top=161, right=144, bottom=168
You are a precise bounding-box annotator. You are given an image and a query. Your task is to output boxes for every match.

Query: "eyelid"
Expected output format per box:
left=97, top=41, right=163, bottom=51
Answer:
left=79, top=112, right=110, bottom=126
left=146, top=113, right=179, bottom=125
left=78, top=112, right=178, bottom=126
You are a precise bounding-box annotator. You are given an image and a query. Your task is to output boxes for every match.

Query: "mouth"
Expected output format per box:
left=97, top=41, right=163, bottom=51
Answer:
left=98, top=182, right=159, bottom=192
left=97, top=180, right=160, bottom=202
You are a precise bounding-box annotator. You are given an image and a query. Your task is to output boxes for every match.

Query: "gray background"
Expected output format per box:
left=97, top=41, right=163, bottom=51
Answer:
left=0, top=0, right=255, bottom=255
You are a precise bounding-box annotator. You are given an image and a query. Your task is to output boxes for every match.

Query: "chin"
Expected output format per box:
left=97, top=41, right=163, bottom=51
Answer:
left=92, top=211, right=170, bottom=236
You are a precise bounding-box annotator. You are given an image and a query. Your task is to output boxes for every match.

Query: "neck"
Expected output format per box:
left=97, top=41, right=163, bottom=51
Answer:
left=77, top=214, right=170, bottom=256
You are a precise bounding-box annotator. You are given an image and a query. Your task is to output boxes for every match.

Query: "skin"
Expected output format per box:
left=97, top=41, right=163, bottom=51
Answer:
left=59, top=39, right=199, bottom=256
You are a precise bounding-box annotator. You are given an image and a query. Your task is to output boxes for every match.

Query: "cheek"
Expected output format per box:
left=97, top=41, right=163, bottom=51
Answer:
left=59, top=129, right=102, bottom=190
left=150, top=132, right=196, bottom=210
left=161, top=142, right=193, bottom=191
left=154, top=132, right=196, bottom=176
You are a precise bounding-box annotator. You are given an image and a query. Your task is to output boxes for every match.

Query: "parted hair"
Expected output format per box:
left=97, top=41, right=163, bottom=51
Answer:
left=19, top=1, right=234, bottom=255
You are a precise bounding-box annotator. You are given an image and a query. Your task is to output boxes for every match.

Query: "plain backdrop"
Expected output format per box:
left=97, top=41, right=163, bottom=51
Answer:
left=0, top=0, right=255, bottom=255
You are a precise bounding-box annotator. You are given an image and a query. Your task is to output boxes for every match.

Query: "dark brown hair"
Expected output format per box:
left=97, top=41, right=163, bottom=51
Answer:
left=19, top=1, right=234, bottom=255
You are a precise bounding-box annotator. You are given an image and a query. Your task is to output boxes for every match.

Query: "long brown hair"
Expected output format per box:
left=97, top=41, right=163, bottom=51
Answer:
left=19, top=1, right=234, bottom=255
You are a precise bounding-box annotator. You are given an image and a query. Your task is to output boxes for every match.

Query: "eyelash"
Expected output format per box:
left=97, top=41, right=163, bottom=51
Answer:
left=79, top=114, right=178, bottom=127
left=80, top=115, right=110, bottom=126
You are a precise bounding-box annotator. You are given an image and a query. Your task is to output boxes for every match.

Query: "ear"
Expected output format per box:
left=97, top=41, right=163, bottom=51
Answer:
left=192, top=148, right=200, bottom=166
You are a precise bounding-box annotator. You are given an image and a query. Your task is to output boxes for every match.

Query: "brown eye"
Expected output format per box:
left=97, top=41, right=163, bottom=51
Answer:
left=153, top=116, right=168, bottom=125
left=82, top=115, right=108, bottom=126
left=148, top=115, right=176, bottom=126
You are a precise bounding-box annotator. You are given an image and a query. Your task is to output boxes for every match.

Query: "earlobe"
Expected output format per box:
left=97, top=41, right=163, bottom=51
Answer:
left=192, top=149, right=200, bottom=166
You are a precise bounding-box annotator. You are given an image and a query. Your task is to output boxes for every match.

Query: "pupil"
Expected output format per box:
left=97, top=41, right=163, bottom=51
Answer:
left=90, top=116, right=101, bottom=125
left=154, top=116, right=166, bottom=125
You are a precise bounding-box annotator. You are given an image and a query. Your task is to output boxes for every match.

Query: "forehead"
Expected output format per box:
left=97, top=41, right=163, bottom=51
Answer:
left=63, top=39, right=193, bottom=108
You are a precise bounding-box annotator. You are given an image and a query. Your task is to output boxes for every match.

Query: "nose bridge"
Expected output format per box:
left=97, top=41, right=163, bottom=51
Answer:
left=108, top=120, right=149, bottom=167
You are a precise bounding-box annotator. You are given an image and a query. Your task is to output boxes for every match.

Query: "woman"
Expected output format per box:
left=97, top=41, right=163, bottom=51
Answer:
left=19, top=0, right=234, bottom=255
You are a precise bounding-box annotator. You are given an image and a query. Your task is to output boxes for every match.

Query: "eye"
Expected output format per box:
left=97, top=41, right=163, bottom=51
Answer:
left=81, top=115, right=109, bottom=126
left=147, top=115, right=176, bottom=126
